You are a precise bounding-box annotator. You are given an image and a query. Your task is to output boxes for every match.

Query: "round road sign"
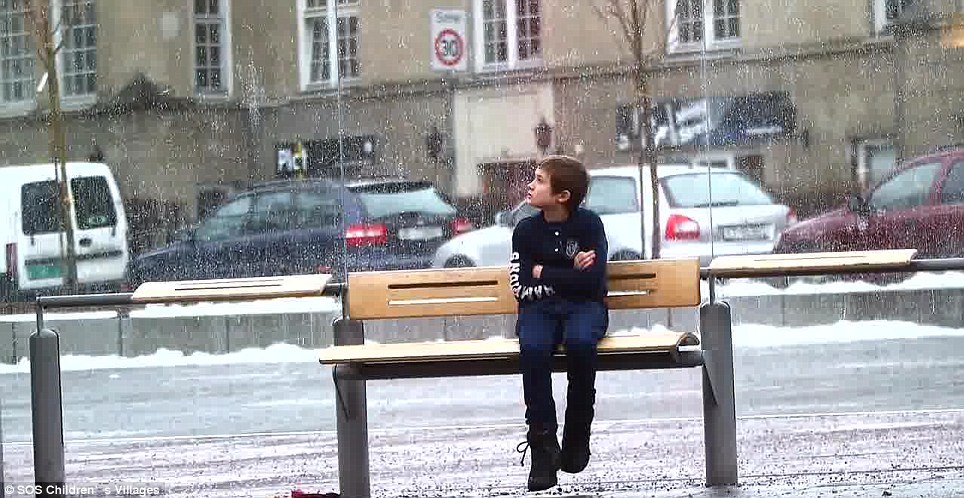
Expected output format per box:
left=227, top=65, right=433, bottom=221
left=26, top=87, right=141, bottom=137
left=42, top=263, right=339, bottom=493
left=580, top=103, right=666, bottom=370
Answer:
left=434, top=28, right=464, bottom=67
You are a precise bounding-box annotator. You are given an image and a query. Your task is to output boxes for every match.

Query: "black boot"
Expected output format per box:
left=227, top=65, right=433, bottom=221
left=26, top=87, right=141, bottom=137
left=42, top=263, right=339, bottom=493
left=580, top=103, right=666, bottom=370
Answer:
left=521, top=428, right=561, bottom=491
left=561, top=344, right=597, bottom=474
left=560, top=415, right=592, bottom=473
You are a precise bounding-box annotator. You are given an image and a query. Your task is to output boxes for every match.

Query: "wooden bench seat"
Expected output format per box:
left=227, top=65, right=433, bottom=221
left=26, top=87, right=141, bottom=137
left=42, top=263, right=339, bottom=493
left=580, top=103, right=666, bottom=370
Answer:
left=319, top=331, right=702, bottom=380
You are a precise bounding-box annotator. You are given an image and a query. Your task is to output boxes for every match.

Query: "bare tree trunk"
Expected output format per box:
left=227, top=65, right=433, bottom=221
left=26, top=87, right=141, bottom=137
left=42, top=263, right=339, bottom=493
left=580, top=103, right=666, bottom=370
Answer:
left=48, top=48, right=78, bottom=292
left=28, top=1, right=78, bottom=292
left=636, top=70, right=660, bottom=259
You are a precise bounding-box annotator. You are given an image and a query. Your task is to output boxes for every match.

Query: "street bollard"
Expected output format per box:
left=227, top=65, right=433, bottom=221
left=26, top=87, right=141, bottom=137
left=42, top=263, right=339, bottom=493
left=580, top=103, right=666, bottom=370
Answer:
left=30, top=328, right=65, bottom=498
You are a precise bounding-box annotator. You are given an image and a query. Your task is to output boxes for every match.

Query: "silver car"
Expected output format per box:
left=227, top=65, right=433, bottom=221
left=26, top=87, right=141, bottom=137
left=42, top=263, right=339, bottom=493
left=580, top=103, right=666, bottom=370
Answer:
left=432, top=164, right=797, bottom=268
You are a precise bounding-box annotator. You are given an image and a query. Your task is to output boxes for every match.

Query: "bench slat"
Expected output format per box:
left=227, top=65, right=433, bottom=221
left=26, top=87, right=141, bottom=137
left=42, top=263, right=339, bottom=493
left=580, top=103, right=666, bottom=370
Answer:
left=319, top=331, right=699, bottom=365
left=606, top=258, right=700, bottom=310
left=332, top=348, right=704, bottom=380
left=131, top=274, right=333, bottom=304
left=348, top=267, right=515, bottom=318
left=707, top=249, right=917, bottom=278
left=347, top=258, right=700, bottom=320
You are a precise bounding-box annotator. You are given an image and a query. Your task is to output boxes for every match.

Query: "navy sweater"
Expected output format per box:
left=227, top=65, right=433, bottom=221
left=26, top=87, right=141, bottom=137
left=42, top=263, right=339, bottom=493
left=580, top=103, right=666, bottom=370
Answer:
left=509, top=207, right=608, bottom=304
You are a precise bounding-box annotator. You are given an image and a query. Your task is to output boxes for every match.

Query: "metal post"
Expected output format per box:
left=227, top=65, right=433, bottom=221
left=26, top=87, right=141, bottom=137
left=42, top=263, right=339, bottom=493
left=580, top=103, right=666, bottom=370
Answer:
left=224, top=316, right=232, bottom=354
left=117, top=309, right=129, bottom=357
left=30, top=328, right=65, bottom=497
left=700, top=301, right=738, bottom=487
left=333, top=318, right=369, bottom=498
left=10, top=323, right=15, bottom=365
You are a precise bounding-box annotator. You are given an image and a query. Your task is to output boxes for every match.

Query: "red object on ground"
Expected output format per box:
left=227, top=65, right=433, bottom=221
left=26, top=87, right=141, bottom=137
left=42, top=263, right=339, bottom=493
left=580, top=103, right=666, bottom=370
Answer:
left=290, top=490, right=339, bottom=498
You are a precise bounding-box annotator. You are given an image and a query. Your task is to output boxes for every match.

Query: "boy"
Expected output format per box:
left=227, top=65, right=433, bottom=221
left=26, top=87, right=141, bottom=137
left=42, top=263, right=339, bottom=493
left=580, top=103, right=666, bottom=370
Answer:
left=509, top=155, right=609, bottom=491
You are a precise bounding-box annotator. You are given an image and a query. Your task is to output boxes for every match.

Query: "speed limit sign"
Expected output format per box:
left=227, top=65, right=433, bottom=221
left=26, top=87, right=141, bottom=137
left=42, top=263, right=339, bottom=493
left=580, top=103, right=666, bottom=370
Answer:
left=431, top=10, right=467, bottom=71
left=435, top=29, right=464, bottom=67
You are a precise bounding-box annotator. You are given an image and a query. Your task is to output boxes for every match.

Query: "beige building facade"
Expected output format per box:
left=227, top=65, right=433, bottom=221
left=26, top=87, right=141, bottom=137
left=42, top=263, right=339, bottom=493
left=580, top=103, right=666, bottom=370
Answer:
left=0, top=0, right=961, bottom=251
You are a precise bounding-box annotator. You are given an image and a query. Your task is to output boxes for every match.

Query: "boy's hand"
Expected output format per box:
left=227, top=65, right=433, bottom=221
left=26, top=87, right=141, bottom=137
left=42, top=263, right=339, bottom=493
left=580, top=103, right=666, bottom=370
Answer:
left=574, top=250, right=596, bottom=270
left=532, top=264, right=543, bottom=279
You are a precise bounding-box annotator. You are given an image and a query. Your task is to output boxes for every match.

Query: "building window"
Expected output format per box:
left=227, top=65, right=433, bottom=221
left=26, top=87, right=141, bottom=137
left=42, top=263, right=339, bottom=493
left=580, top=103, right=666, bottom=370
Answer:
left=874, top=0, right=913, bottom=34
left=194, top=0, right=230, bottom=95
left=474, top=0, right=542, bottom=71
left=668, top=0, right=741, bottom=52
left=301, top=0, right=359, bottom=88
left=59, top=0, right=96, bottom=98
left=856, top=139, right=896, bottom=191
left=0, top=0, right=35, bottom=107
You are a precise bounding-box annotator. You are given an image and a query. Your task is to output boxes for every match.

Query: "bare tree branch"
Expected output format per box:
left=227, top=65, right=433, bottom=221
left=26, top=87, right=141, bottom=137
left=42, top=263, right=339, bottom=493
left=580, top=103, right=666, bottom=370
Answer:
left=610, top=0, right=635, bottom=49
left=647, top=3, right=677, bottom=63
left=594, top=0, right=635, bottom=53
left=593, top=0, right=670, bottom=258
left=637, top=0, right=649, bottom=38
left=52, top=12, right=63, bottom=37
left=628, top=0, right=643, bottom=64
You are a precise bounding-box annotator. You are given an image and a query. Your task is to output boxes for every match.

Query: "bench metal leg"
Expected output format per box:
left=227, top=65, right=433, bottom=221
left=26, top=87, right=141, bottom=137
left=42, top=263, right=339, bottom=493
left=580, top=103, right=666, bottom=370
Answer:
left=699, top=301, right=738, bottom=487
left=333, top=318, right=370, bottom=498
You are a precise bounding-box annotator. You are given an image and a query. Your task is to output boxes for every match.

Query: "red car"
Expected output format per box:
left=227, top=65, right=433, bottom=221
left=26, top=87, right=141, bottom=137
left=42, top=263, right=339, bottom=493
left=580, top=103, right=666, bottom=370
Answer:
left=775, top=146, right=964, bottom=259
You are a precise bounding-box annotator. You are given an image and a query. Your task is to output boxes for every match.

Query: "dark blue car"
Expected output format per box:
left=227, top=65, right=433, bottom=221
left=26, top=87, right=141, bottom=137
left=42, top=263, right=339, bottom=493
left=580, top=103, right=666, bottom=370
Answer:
left=126, top=177, right=473, bottom=286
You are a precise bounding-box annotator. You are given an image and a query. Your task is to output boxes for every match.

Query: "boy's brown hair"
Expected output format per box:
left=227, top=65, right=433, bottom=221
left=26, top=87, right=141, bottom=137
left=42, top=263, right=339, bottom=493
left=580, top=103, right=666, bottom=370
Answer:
left=538, top=155, right=589, bottom=212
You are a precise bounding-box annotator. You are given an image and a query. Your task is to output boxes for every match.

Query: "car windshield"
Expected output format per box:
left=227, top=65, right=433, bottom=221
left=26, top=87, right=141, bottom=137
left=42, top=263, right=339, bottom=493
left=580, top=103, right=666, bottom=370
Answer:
left=351, top=181, right=457, bottom=218
left=662, top=172, right=774, bottom=208
left=585, top=175, right=640, bottom=214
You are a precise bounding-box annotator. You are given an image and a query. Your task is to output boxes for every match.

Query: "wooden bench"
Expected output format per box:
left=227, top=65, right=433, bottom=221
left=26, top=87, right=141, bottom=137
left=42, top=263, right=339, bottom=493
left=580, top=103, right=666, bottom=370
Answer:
left=130, top=274, right=336, bottom=304
left=706, top=248, right=917, bottom=279
left=703, top=248, right=918, bottom=300
left=318, top=258, right=739, bottom=497
left=321, top=259, right=704, bottom=378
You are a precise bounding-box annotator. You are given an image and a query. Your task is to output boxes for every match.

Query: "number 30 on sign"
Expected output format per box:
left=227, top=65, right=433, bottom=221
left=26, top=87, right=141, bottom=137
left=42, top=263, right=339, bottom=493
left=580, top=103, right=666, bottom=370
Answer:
left=435, top=29, right=463, bottom=67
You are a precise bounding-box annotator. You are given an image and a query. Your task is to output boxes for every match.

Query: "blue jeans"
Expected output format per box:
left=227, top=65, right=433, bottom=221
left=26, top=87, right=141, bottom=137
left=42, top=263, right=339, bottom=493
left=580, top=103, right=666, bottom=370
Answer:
left=516, top=297, right=609, bottom=432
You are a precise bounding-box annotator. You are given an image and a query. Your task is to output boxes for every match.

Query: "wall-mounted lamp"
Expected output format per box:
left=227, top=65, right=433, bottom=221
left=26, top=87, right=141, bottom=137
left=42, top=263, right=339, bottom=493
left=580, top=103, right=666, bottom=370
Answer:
left=426, top=125, right=444, bottom=162
left=534, top=117, right=553, bottom=155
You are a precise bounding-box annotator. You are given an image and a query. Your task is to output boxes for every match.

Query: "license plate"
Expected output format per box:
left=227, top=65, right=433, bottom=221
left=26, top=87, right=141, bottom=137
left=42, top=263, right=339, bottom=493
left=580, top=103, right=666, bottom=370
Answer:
left=27, top=263, right=62, bottom=280
left=721, top=225, right=770, bottom=241
left=398, top=226, right=445, bottom=241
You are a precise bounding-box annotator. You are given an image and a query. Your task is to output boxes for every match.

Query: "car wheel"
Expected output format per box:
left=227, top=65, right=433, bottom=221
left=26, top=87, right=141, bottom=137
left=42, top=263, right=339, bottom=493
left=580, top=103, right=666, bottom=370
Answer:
left=444, top=256, right=475, bottom=268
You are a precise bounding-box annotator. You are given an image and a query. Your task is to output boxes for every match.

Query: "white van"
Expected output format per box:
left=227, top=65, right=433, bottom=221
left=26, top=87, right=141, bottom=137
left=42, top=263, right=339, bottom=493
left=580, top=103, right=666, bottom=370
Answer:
left=0, top=162, right=129, bottom=299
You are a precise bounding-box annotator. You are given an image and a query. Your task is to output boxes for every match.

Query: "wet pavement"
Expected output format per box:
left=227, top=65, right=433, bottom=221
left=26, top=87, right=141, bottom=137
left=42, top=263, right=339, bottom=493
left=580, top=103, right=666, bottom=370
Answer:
left=2, top=408, right=962, bottom=497
left=1, top=319, right=963, bottom=497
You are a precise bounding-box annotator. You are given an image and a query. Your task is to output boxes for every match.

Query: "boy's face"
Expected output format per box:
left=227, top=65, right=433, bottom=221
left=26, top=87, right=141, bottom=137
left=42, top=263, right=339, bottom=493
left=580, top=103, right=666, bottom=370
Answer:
left=526, top=167, right=570, bottom=210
